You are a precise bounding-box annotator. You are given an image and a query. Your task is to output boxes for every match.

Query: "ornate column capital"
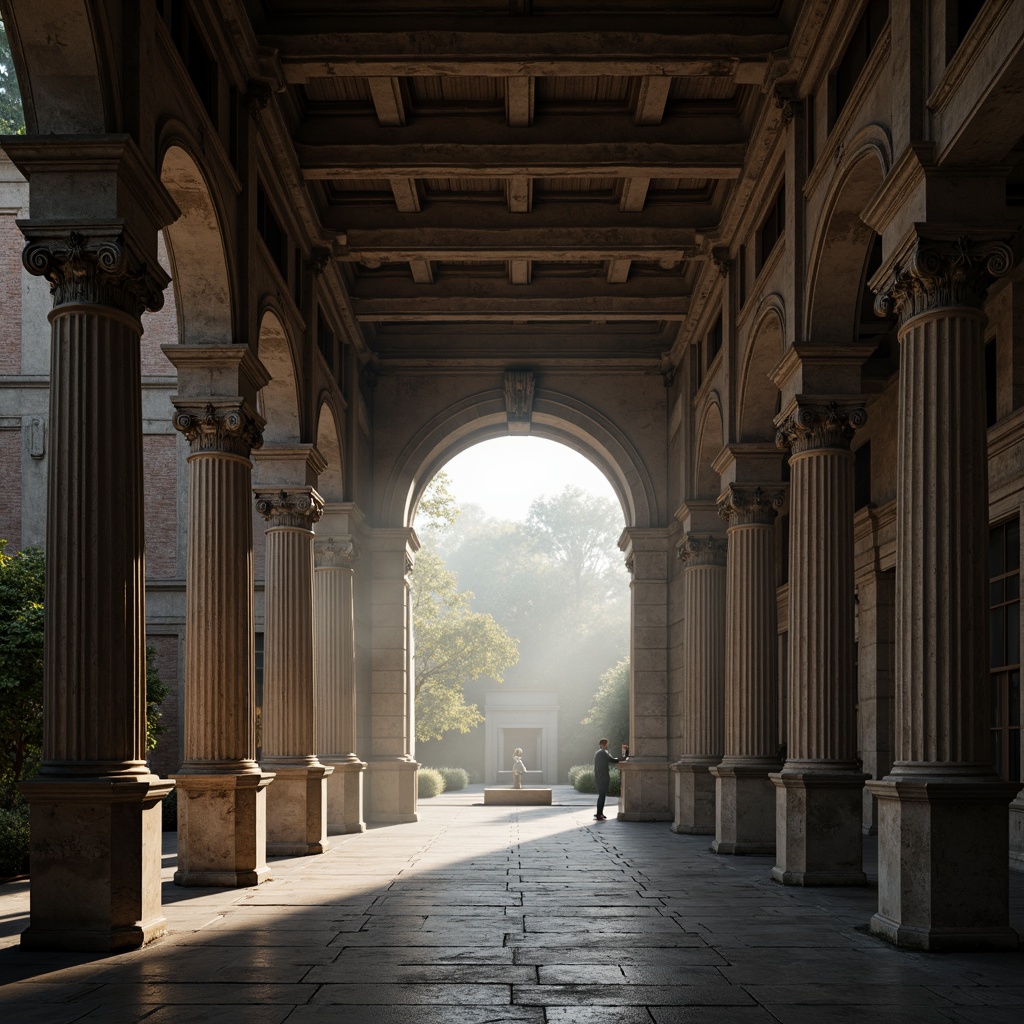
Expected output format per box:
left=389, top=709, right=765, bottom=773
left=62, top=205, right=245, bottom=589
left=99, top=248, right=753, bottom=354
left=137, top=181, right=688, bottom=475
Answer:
left=677, top=533, right=727, bottom=567
left=315, top=536, right=360, bottom=568
left=775, top=399, right=866, bottom=454
left=254, top=487, right=324, bottom=528
left=172, top=401, right=265, bottom=457
left=718, top=485, right=784, bottom=526
left=873, top=235, right=1013, bottom=326
left=22, top=229, right=168, bottom=318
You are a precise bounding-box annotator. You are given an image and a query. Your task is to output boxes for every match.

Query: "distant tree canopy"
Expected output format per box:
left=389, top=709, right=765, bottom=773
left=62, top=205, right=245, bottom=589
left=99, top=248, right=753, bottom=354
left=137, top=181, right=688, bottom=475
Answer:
left=0, top=21, right=25, bottom=136
left=582, top=657, right=630, bottom=750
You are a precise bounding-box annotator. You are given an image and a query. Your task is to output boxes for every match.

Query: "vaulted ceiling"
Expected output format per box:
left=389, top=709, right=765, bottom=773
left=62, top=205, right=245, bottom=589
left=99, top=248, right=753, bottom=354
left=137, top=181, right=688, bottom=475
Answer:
left=245, top=2, right=800, bottom=366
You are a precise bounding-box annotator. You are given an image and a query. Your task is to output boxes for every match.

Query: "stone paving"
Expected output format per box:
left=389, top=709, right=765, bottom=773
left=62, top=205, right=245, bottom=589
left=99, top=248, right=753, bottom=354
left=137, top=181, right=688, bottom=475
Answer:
left=1, top=784, right=1023, bottom=1023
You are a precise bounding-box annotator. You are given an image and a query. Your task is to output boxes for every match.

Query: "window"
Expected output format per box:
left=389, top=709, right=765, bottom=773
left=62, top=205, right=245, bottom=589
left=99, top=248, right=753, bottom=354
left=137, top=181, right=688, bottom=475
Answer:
left=854, top=442, right=872, bottom=510
left=706, top=314, right=723, bottom=369
left=317, top=310, right=335, bottom=373
left=954, top=0, right=986, bottom=51
left=692, top=341, right=704, bottom=396
left=162, top=2, right=219, bottom=126
left=834, top=0, right=889, bottom=121
left=756, top=186, right=785, bottom=275
left=256, top=185, right=289, bottom=280
left=990, top=519, right=1021, bottom=783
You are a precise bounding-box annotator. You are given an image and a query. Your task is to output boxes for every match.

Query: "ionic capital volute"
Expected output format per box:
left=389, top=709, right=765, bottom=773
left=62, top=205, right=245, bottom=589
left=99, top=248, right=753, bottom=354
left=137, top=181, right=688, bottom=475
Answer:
left=775, top=399, right=866, bottom=454
left=873, top=235, right=1014, bottom=326
left=254, top=487, right=324, bottom=528
left=677, top=533, right=727, bottom=567
left=172, top=401, right=265, bottom=457
left=315, top=535, right=359, bottom=568
left=718, top=485, right=784, bottom=526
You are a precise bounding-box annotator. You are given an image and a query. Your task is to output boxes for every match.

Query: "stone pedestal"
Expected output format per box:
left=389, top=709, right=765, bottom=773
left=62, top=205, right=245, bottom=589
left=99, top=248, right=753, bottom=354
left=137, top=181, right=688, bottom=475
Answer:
left=713, top=485, right=784, bottom=855
left=366, top=529, right=420, bottom=823
left=773, top=401, right=868, bottom=886
left=315, top=522, right=367, bottom=835
left=7, top=137, right=177, bottom=951
left=166, top=346, right=275, bottom=887
left=254, top=463, right=334, bottom=855
left=618, top=529, right=674, bottom=822
left=670, top=534, right=726, bottom=834
left=867, top=235, right=1021, bottom=948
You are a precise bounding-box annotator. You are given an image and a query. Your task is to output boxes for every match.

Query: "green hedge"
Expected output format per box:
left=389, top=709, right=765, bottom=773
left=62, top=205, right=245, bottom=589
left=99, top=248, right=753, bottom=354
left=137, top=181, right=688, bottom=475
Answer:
left=418, top=767, right=445, bottom=798
left=568, top=765, right=620, bottom=796
left=435, top=767, right=469, bottom=792
left=0, top=806, right=30, bottom=877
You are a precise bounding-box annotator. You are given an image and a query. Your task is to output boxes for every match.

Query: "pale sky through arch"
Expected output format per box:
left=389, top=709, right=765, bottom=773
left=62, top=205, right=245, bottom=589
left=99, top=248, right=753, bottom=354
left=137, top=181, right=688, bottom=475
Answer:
left=434, top=436, right=620, bottom=523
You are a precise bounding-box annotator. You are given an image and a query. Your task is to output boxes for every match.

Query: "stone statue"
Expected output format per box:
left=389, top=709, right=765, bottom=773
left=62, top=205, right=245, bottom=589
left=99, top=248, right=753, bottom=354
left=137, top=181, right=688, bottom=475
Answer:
left=511, top=748, right=526, bottom=789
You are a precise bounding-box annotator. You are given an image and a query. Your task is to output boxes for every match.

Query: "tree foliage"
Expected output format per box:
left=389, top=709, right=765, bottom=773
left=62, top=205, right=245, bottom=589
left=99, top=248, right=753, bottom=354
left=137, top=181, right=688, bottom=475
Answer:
left=0, top=20, right=25, bottom=136
left=416, top=469, right=460, bottom=533
left=582, top=657, right=631, bottom=748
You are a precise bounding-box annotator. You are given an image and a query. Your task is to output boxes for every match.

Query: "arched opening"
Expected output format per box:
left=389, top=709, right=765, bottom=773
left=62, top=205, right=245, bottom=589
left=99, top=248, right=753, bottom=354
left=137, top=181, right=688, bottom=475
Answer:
left=315, top=401, right=344, bottom=503
left=409, top=436, right=632, bottom=798
left=738, top=308, right=785, bottom=444
left=257, top=309, right=302, bottom=445
left=694, top=399, right=725, bottom=499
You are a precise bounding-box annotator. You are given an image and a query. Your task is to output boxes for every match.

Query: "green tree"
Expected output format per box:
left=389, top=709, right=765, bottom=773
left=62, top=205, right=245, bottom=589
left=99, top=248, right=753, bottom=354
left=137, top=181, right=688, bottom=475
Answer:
left=0, top=542, right=44, bottom=809
left=0, top=19, right=25, bottom=135
left=146, top=646, right=169, bottom=752
left=412, top=548, right=519, bottom=742
left=582, top=657, right=630, bottom=749
left=416, top=469, right=460, bottom=533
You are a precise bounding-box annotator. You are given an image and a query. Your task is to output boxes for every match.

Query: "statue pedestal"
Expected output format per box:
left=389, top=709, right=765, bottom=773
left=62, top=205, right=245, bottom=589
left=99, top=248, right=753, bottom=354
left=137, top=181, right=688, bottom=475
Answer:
left=484, top=788, right=552, bottom=805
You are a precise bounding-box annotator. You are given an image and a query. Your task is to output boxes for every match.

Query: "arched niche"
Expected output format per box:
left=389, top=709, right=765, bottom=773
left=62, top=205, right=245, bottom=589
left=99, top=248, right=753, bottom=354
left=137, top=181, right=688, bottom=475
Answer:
left=3, top=3, right=114, bottom=133
left=806, top=132, right=889, bottom=346
left=694, top=398, right=724, bottom=499
left=257, top=309, right=302, bottom=444
left=382, top=388, right=659, bottom=530
left=158, top=144, right=233, bottom=346
left=737, top=304, right=785, bottom=443
left=316, top=399, right=344, bottom=502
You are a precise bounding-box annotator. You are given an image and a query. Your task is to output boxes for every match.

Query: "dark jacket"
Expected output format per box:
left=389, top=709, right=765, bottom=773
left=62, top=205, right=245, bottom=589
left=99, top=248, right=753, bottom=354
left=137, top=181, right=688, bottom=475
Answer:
left=594, top=747, right=619, bottom=785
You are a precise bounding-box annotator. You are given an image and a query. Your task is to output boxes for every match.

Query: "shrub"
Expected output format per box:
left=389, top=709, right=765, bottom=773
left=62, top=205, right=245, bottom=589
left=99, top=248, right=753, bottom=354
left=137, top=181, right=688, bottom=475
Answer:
left=570, top=766, right=620, bottom=796
left=436, top=767, right=469, bottom=791
left=418, top=768, right=445, bottom=798
left=162, top=786, right=177, bottom=832
left=567, top=764, right=589, bottom=787
left=0, top=805, right=30, bottom=877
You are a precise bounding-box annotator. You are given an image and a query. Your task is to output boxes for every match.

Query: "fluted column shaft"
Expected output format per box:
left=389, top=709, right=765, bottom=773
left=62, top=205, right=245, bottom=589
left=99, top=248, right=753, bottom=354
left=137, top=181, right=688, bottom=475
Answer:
left=866, top=235, right=1019, bottom=949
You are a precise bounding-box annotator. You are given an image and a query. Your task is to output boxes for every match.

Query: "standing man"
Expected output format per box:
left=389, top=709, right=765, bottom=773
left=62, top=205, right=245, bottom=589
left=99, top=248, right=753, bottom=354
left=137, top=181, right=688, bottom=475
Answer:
left=593, top=738, right=626, bottom=820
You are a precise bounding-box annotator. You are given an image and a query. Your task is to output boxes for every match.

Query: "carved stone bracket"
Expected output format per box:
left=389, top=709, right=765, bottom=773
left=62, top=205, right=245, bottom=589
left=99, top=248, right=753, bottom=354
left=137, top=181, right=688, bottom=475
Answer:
left=712, top=247, right=733, bottom=278
left=776, top=400, right=866, bottom=455
left=718, top=485, right=784, bottom=526
left=172, top=401, right=265, bottom=458
left=505, top=369, right=535, bottom=435
left=874, top=236, right=1014, bottom=326
left=254, top=488, right=324, bottom=528
left=315, top=535, right=359, bottom=568
left=22, top=230, right=166, bottom=317
left=677, top=533, right=728, bottom=567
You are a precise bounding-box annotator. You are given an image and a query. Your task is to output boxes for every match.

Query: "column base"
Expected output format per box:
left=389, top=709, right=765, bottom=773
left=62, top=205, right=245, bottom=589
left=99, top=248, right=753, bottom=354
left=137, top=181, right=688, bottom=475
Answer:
left=19, top=774, right=173, bottom=952
left=771, top=766, right=868, bottom=886
left=711, top=760, right=779, bottom=855
left=617, top=758, right=672, bottom=821
left=172, top=769, right=274, bottom=887
left=264, top=761, right=334, bottom=856
left=670, top=758, right=717, bottom=834
left=364, top=758, right=419, bottom=823
left=325, top=758, right=367, bottom=835
left=868, top=768, right=1021, bottom=951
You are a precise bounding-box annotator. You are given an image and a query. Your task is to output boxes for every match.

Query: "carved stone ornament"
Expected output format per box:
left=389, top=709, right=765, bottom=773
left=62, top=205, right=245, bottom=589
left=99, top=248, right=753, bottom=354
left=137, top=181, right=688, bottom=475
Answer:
left=173, top=402, right=264, bottom=457
left=874, top=236, right=1014, bottom=326
left=711, top=248, right=733, bottom=278
left=718, top=485, right=784, bottom=526
left=254, top=488, right=324, bottom=528
left=22, top=231, right=164, bottom=317
left=315, top=536, right=359, bottom=568
left=677, top=533, right=728, bottom=567
left=776, top=400, right=866, bottom=454
left=505, top=369, right=535, bottom=435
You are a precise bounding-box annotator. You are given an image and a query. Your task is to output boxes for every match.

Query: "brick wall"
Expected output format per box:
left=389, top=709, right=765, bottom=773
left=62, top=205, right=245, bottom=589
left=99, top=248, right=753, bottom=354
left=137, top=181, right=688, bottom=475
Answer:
left=0, top=214, right=23, bottom=374
left=147, top=633, right=181, bottom=776
left=144, top=434, right=178, bottom=578
left=0, top=427, right=21, bottom=551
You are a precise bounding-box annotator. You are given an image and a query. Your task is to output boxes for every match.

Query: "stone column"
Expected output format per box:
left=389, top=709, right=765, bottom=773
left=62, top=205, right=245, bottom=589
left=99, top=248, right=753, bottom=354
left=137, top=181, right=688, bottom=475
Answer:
left=670, top=534, right=726, bottom=835
left=365, top=528, right=419, bottom=823
left=253, top=473, right=334, bottom=855
left=867, top=235, right=1020, bottom=950
left=8, top=138, right=176, bottom=952
left=772, top=399, right=868, bottom=885
left=163, top=346, right=274, bottom=887
left=712, top=486, right=783, bottom=854
left=315, top=517, right=367, bottom=834
left=618, top=528, right=673, bottom=821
